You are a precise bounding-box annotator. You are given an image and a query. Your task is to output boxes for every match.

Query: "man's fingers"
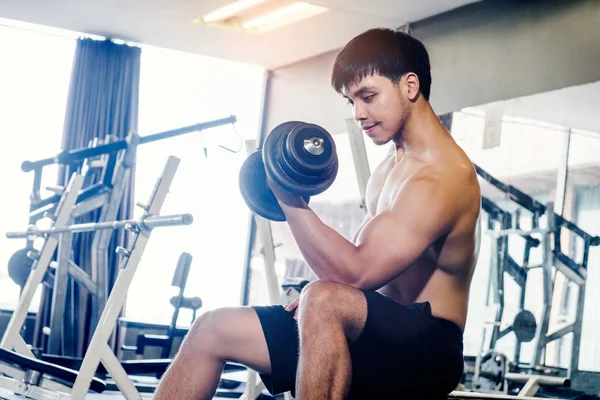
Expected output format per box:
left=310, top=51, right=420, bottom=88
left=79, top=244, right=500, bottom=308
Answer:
left=285, top=299, right=300, bottom=312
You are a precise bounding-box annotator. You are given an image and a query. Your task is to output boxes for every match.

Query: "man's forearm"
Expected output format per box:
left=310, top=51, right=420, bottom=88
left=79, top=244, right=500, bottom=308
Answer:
left=280, top=201, right=362, bottom=285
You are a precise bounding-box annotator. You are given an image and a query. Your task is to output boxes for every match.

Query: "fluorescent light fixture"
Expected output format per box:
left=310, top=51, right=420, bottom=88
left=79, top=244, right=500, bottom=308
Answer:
left=243, top=2, right=327, bottom=32
left=202, top=0, right=268, bottom=23
left=195, top=0, right=328, bottom=34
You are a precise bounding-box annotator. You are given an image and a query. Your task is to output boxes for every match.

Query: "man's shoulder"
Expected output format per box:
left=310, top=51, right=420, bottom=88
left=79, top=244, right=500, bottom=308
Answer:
left=396, top=161, right=479, bottom=214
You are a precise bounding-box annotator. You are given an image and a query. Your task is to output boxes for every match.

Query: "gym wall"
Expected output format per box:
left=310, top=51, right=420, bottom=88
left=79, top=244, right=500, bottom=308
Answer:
left=265, top=0, right=600, bottom=135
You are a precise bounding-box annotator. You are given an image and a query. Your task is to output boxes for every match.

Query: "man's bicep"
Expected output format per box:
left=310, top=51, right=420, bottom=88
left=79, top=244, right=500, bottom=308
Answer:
left=351, top=212, right=372, bottom=244
left=354, top=181, right=455, bottom=289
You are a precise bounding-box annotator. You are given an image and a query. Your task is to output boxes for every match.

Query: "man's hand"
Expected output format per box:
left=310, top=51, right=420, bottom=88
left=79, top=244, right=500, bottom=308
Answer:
left=266, top=175, right=307, bottom=209
left=285, top=298, right=300, bottom=320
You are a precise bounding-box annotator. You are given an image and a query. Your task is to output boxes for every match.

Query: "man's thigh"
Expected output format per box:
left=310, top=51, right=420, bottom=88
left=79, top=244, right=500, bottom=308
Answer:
left=348, top=291, right=464, bottom=398
left=192, top=307, right=272, bottom=375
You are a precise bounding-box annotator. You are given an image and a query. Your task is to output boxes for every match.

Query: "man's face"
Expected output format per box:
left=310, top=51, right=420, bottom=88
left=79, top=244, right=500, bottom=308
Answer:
left=342, top=73, right=409, bottom=145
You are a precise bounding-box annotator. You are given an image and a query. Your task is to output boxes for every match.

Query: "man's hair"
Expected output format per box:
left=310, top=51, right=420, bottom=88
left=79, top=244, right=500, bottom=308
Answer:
left=331, top=28, right=432, bottom=101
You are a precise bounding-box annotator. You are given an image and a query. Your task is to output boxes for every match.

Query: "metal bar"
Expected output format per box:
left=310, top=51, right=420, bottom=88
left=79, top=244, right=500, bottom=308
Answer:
left=497, top=325, right=513, bottom=340
left=505, top=372, right=569, bottom=386
left=240, top=216, right=257, bottom=307
left=71, top=192, right=109, bottom=218
left=241, top=70, right=272, bottom=306
left=139, top=115, right=236, bottom=145
left=0, top=174, right=84, bottom=356
left=47, top=230, right=74, bottom=355
left=99, top=342, right=140, bottom=399
left=21, top=156, right=59, bottom=173
left=553, top=254, right=586, bottom=286
left=544, top=323, right=574, bottom=344
left=531, top=209, right=555, bottom=367
left=89, top=139, right=137, bottom=349
left=66, top=260, right=97, bottom=294
left=487, top=227, right=549, bottom=238
left=448, top=390, right=563, bottom=399
left=570, top=285, right=585, bottom=377
left=6, top=214, right=193, bottom=238
left=474, top=164, right=546, bottom=215
left=345, top=118, right=371, bottom=207
left=504, top=255, right=527, bottom=288
left=553, top=129, right=571, bottom=215
left=554, top=213, right=600, bottom=244
left=256, top=216, right=281, bottom=304
left=20, top=116, right=236, bottom=173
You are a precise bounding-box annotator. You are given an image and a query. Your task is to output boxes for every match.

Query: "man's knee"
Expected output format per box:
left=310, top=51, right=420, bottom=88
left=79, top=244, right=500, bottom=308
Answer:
left=184, top=308, right=236, bottom=355
left=299, top=281, right=362, bottom=318
left=298, top=281, right=367, bottom=340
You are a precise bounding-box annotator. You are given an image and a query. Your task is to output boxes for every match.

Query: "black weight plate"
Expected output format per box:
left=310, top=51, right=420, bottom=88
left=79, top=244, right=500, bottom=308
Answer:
left=263, top=121, right=338, bottom=197
left=8, top=248, right=34, bottom=287
left=513, top=309, right=537, bottom=343
left=239, top=151, right=309, bottom=222
left=286, top=124, right=336, bottom=174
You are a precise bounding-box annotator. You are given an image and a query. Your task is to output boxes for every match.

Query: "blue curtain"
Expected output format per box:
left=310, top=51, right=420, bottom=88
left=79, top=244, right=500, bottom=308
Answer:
left=42, top=38, right=141, bottom=358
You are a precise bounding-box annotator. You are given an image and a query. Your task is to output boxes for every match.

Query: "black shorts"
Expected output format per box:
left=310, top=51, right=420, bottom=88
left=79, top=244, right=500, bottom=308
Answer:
left=252, top=290, right=464, bottom=399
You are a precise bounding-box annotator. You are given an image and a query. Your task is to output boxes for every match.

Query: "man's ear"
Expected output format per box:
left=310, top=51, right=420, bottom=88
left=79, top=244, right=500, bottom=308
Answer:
left=404, top=73, right=420, bottom=102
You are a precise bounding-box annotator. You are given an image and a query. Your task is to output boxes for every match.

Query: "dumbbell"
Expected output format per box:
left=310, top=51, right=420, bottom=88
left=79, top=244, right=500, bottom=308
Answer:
left=239, top=121, right=338, bottom=221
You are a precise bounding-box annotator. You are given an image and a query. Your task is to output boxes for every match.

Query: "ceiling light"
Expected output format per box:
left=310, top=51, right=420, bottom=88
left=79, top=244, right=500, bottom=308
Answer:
left=194, top=0, right=328, bottom=34
left=202, top=0, right=268, bottom=23
left=242, top=2, right=327, bottom=33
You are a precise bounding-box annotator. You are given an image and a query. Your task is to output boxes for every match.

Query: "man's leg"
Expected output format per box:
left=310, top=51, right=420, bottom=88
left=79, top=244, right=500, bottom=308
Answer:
left=295, top=281, right=368, bottom=400
left=153, top=307, right=271, bottom=400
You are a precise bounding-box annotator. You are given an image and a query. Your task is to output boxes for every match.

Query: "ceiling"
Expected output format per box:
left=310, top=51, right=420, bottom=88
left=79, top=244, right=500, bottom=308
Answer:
left=0, top=0, right=479, bottom=69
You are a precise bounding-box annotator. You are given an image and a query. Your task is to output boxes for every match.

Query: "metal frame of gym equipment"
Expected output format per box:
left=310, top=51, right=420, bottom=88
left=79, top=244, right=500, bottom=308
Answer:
left=474, top=165, right=599, bottom=399
left=14, top=116, right=237, bottom=357
left=486, top=203, right=600, bottom=373
left=0, top=156, right=193, bottom=400
left=48, top=135, right=134, bottom=357
left=480, top=196, right=540, bottom=365
left=13, top=136, right=124, bottom=354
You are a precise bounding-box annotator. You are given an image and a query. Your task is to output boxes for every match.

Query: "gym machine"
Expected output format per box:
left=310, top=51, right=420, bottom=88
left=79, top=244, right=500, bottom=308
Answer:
left=121, top=252, right=202, bottom=361
left=480, top=196, right=540, bottom=365
left=0, top=155, right=193, bottom=400
left=478, top=166, right=600, bottom=372
left=9, top=135, right=126, bottom=355
left=472, top=166, right=600, bottom=398
left=7, top=116, right=237, bottom=358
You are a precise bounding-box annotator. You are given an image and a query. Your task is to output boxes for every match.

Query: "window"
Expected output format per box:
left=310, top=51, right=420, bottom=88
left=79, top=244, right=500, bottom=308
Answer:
left=124, top=45, right=265, bottom=325
left=0, top=22, right=75, bottom=311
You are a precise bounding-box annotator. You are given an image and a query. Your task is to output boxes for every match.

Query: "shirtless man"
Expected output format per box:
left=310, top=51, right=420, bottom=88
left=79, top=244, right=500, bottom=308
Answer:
left=153, top=28, right=481, bottom=400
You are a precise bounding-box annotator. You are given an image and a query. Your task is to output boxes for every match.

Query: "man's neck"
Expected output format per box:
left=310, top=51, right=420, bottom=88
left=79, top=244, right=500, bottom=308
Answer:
left=394, top=102, right=446, bottom=158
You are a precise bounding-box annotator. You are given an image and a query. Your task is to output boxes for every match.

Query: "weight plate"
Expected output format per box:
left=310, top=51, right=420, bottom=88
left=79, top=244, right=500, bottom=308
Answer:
left=8, top=248, right=34, bottom=287
left=239, top=151, right=309, bottom=222
left=513, top=309, right=537, bottom=343
left=263, top=121, right=338, bottom=197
